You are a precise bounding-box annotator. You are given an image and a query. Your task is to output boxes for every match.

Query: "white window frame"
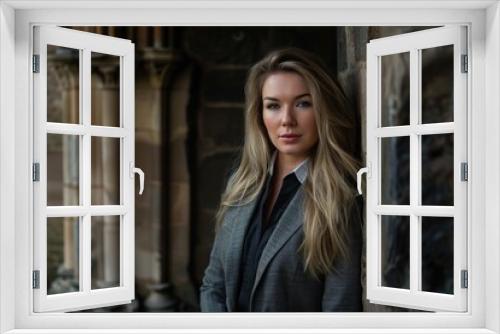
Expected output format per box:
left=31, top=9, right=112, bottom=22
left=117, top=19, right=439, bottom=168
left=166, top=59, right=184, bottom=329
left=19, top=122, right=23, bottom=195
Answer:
left=365, top=26, right=468, bottom=312
left=32, top=26, right=136, bottom=312
left=0, top=1, right=498, bottom=333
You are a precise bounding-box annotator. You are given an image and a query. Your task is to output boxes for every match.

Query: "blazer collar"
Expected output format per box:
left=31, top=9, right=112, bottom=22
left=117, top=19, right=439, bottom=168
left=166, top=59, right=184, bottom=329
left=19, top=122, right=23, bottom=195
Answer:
left=225, top=170, right=306, bottom=311
left=249, top=187, right=304, bottom=308
left=224, top=155, right=309, bottom=311
left=268, top=150, right=309, bottom=184
left=225, top=195, right=260, bottom=311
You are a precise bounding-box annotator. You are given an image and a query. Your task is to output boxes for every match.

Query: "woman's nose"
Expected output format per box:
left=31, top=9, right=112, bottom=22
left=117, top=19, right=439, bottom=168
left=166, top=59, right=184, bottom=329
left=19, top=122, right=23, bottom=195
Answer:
left=281, top=105, right=296, bottom=126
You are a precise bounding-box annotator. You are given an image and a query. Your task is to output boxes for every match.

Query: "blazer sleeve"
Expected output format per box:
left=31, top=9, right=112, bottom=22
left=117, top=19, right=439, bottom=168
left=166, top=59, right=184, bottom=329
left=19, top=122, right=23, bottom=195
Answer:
left=199, top=219, right=229, bottom=312
left=321, top=195, right=363, bottom=312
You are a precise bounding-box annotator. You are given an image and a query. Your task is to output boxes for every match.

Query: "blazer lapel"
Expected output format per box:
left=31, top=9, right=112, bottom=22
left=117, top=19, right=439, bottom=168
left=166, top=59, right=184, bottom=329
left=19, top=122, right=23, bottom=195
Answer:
left=250, top=187, right=305, bottom=304
left=225, top=196, right=259, bottom=311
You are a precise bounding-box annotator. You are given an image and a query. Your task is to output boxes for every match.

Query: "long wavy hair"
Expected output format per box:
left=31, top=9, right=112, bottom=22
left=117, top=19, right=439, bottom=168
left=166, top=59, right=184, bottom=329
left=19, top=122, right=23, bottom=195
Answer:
left=216, top=48, right=360, bottom=278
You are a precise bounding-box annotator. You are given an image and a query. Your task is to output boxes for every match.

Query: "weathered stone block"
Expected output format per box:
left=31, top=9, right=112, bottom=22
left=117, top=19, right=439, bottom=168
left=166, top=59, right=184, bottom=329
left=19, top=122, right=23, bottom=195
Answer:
left=135, top=141, right=162, bottom=182
left=337, top=28, right=348, bottom=72
left=353, top=28, right=369, bottom=62
left=192, top=208, right=218, bottom=285
left=169, top=181, right=190, bottom=224
left=183, top=27, right=265, bottom=65
left=197, top=151, right=238, bottom=209
left=168, top=223, right=190, bottom=279
left=263, top=27, right=337, bottom=74
left=203, top=69, right=247, bottom=103
left=169, top=139, right=189, bottom=183
left=201, top=107, right=244, bottom=147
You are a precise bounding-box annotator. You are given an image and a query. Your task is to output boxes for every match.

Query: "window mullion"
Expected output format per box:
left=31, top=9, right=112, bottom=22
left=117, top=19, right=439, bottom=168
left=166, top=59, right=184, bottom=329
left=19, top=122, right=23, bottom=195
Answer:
left=409, top=48, right=420, bottom=293
left=81, top=48, right=91, bottom=294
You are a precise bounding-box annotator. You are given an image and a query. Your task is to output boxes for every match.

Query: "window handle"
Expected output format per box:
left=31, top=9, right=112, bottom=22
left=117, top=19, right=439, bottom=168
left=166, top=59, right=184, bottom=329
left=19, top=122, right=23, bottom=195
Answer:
left=130, top=162, right=145, bottom=195
left=356, top=163, right=371, bottom=195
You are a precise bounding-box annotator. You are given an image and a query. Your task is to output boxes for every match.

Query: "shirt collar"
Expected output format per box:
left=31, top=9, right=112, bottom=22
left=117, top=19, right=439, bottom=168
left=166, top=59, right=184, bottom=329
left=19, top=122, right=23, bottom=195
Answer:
left=267, top=150, right=309, bottom=184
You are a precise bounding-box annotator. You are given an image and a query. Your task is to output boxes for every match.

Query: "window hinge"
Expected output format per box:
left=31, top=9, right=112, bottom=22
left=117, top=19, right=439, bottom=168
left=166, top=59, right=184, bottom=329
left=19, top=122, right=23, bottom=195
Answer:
left=461, top=54, right=468, bottom=73
left=33, top=163, right=40, bottom=182
left=461, top=162, right=468, bottom=181
left=32, top=55, right=40, bottom=73
left=461, top=269, right=468, bottom=289
left=32, top=270, right=40, bottom=289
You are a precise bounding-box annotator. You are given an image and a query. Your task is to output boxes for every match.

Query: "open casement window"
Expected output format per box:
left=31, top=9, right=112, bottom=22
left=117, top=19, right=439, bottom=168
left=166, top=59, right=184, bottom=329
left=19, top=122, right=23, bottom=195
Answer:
left=33, top=26, right=143, bottom=312
left=362, top=26, right=468, bottom=312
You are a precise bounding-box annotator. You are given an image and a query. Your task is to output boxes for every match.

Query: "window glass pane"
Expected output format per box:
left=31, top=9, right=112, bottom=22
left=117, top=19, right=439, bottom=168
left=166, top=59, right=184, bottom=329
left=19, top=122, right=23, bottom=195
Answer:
left=47, top=217, right=79, bottom=295
left=91, top=52, right=120, bottom=127
left=381, top=215, right=410, bottom=289
left=91, top=216, right=120, bottom=289
left=47, top=134, right=80, bottom=206
left=421, top=45, right=454, bottom=124
left=91, top=137, right=121, bottom=205
left=421, top=134, right=454, bottom=206
left=381, top=52, right=410, bottom=127
left=47, top=45, right=80, bottom=124
left=381, top=136, right=410, bottom=205
left=381, top=216, right=410, bottom=289
left=422, top=217, right=454, bottom=294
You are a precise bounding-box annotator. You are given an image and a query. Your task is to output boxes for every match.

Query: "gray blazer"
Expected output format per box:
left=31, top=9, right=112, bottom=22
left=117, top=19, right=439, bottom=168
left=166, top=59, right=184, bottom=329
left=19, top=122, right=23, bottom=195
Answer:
left=199, top=187, right=363, bottom=312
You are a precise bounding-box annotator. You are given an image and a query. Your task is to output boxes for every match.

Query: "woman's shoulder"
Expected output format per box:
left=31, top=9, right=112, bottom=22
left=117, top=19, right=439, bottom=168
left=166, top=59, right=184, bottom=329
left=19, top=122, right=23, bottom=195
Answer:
left=217, top=202, right=245, bottom=231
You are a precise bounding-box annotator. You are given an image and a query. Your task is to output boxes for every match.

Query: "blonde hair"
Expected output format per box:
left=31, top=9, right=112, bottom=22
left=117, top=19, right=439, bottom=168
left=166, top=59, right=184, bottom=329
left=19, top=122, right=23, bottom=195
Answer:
left=216, top=48, right=360, bottom=278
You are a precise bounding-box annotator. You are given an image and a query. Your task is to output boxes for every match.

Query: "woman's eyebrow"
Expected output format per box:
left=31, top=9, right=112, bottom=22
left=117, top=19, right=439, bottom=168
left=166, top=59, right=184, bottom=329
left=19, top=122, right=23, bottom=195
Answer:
left=263, top=97, right=279, bottom=101
left=294, top=93, right=311, bottom=99
left=263, top=93, right=311, bottom=101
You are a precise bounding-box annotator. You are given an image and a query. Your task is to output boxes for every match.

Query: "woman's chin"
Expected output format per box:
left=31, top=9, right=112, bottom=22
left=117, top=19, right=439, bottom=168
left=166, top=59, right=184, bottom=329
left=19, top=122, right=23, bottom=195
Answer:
left=276, top=147, right=309, bottom=158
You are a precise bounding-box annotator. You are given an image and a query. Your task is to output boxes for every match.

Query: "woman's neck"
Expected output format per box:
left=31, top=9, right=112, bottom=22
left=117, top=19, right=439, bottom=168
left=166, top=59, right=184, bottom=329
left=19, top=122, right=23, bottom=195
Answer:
left=274, top=153, right=308, bottom=179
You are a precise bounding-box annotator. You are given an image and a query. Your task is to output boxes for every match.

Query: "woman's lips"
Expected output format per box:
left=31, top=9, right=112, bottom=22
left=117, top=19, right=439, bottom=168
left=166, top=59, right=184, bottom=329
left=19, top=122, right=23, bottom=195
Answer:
left=279, top=134, right=301, bottom=143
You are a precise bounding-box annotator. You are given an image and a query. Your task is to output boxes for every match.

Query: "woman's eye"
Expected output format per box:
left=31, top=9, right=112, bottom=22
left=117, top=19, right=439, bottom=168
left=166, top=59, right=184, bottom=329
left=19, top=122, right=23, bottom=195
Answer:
left=297, top=100, right=312, bottom=108
left=265, top=103, right=280, bottom=110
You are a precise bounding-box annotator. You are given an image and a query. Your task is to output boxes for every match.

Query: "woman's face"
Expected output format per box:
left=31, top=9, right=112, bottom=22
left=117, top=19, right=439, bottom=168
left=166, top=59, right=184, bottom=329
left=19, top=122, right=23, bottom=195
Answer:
left=261, top=71, right=319, bottom=163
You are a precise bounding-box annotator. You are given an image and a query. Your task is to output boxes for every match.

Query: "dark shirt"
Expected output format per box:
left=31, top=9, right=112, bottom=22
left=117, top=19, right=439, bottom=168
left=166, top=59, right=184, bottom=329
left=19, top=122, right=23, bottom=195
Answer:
left=236, top=171, right=302, bottom=312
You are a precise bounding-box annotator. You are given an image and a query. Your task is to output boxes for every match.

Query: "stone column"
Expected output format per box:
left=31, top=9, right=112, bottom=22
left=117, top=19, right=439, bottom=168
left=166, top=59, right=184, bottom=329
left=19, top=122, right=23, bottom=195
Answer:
left=135, top=49, right=177, bottom=286
left=167, top=65, right=194, bottom=305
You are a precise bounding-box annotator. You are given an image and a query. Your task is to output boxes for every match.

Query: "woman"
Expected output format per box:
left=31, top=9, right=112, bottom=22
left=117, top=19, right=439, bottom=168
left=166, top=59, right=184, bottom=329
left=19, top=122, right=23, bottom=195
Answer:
left=200, top=48, right=363, bottom=312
